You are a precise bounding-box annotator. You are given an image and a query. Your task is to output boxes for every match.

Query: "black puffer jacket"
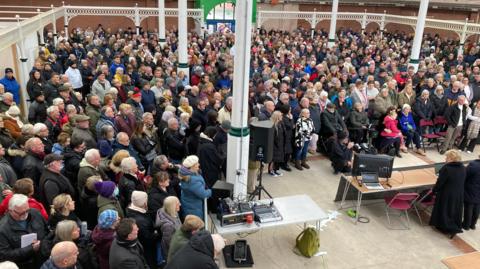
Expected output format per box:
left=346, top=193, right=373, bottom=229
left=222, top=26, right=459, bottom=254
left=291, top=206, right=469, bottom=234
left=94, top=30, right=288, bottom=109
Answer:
left=109, top=237, right=149, bottom=269
left=39, top=169, right=76, bottom=209
left=165, top=230, right=218, bottom=269
left=22, top=152, right=44, bottom=193
left=62, top=147, right=84, bottom=186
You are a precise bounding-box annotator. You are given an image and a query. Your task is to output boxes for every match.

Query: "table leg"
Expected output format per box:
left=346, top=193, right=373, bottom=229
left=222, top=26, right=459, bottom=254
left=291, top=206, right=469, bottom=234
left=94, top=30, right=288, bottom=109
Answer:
left=355, top=191, right=363, bottom=225
left=339, top=177, right=351, bottom=210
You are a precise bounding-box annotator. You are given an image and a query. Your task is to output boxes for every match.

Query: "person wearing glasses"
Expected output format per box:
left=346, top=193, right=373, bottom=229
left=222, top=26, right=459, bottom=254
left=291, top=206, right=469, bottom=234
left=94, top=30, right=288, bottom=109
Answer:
left=0, top=194, right=49, bottom=269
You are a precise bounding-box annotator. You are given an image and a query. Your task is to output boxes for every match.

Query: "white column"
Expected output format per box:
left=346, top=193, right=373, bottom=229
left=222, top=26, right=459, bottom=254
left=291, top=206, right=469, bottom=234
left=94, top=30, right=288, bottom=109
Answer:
left=226, top=0, right=253, bottom=200
left=380, top=10, right=386, bottom=38
left=177, top=0, right=189, bottom=81
left=158, top=0, right=166, bottom=47
left=51, top=5, right=58, bottom=45
left=37, top=9, right=45, bottom=46
left=63, top=5, right=68, bottom=40
left=458, top=18, right=468, bottom=57
left=328, top=0, right=339, bottom=48
left=311, top=9, right=317, bottom=39
left=15, top=15, right=29, bottom=115
left=361, top=10, right=367, bottom=34
left=408, top=0, right=429, bottom=72
left=134, top=3, right=141, bottom=36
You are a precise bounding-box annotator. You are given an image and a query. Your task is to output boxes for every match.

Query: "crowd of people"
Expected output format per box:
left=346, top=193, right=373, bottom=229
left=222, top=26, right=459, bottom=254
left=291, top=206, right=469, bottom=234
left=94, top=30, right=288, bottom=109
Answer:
left=0, top=19, right=478, bottom=268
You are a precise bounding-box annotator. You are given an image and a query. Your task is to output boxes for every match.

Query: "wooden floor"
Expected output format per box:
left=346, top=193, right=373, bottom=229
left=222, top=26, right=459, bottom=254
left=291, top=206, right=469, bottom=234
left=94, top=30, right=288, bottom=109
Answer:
left=216, top=147, right=480, bottom=269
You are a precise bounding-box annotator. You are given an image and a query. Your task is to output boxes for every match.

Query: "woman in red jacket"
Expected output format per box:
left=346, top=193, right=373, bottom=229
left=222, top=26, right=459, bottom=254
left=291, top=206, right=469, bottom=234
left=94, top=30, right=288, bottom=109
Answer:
left=0, top=178, right=48, bottom=220
left=379, top=107, right=406, bottom=158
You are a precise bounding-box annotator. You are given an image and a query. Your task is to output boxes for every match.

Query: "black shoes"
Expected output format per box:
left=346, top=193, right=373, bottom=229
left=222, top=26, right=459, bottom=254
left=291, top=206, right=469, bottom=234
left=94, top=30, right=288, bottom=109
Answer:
left=281, top=164, right=292, bottom=172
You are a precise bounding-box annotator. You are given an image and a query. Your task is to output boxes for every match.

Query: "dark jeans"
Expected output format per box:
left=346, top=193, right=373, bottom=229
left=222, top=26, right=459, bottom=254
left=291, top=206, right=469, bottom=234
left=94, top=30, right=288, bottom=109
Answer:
left=350, top=129, right=366, bottom=144
left=463, top=202, right=480, bottom=228
left=404, top=130, right=422, bottom=149
left=379, top=137, right=400, bottom=153
left=295, top=140, right=310, bottom=160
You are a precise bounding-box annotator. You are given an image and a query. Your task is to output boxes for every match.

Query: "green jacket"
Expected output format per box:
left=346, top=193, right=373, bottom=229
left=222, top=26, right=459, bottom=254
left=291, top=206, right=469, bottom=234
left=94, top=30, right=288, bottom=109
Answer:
left=167, top=229, right=191, bottom=261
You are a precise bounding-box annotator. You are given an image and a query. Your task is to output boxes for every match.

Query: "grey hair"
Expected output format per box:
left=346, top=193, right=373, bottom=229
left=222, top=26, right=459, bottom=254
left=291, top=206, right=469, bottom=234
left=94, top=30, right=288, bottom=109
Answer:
left=66, top=104, right=77, bottom=113
left=52, top=98, right=64, bottom=106
left=161, top=111, right=174, bottom=122
left=142, top=112, right=153, bottom=120
left=3, top=92, right=13, bottom=99
left=121, top=157, right=137, bottom=173
left=101, top=125, right=114, bottom=138
left=47, top=106, right=59, bottom=115
left=84, top=149, right=100, bottom=164
left=33, top=123, right=47, bottom=134
left=0, top=261, right=19, bottom=269
left=167, top=117, right=178, bottom=128
left=8, top=194, right=28, bottom=210
left=153, top=155, right=169, bottom=168
left=402, top=104, right=411, bottom=111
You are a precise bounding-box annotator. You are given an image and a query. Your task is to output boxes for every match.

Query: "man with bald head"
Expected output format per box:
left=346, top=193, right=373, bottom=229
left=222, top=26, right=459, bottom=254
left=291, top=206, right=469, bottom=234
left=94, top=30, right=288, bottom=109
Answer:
left=40, top=241, right=79, bottom=269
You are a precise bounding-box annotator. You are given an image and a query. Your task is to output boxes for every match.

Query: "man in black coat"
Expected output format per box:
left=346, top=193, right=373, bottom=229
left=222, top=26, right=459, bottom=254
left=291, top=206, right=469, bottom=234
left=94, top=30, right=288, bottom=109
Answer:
left=39, top=154, right=76, bottom=209
left=43, top=73, right=61, bottom=105
left=197, top=127, right=223, bottom=188
left=463, top=158, right=480, bottom=230
left=413, top=90, right=434, bottom=123
left=109, top=218, right=149, bottom=269
left=23, top=137, right=46, bottom=198
left=165, top=230, right=224, bottom=269
left=191, top=99, right=209, bottom=131
left=62, top=138, right=86, bottom=188
left=0, top=194, right=49, bottom=269
left=440, top=95, right=467, bottom=154
left=321, top=103, right=347, bottom=138
left=164, top=118, right=186, bottom=164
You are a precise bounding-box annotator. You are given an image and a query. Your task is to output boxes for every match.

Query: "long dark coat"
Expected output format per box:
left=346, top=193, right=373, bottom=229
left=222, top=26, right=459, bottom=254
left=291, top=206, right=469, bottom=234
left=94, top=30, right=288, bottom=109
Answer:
left=465, top=159, right=480, bottom=204
left=197, top=135, right=223, bottom=188
left=429, top=162, right=466, bottom=234
left=272, top=121, right=286, bottom=163
left=282, top=116, right=294, bottom=155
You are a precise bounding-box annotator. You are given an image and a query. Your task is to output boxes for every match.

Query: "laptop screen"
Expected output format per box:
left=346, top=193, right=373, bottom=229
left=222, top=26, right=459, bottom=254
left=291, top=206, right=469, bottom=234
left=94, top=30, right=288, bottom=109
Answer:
left=361, top=172, right=379, bottom=183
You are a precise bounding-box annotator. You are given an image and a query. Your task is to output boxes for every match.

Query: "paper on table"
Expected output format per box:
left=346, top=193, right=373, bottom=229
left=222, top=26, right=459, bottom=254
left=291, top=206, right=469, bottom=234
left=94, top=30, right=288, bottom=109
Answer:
left=21, top=233, right=37, bottom=248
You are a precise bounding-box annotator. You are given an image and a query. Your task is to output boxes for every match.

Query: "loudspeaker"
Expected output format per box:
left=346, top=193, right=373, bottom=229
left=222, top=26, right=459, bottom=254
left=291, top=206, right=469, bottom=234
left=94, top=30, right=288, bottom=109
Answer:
left=249, top=119, right=274, bottom=163
left=208, top=180, right=234, bottom=213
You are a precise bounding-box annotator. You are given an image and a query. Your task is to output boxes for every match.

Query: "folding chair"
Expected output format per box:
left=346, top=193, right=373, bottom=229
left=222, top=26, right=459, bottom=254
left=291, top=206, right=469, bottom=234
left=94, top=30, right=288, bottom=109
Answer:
left=433, top=116, right=448, bottom=137
left=419, top=119, right=441, bottom=152
left=384, top=192, right=421, bottom=229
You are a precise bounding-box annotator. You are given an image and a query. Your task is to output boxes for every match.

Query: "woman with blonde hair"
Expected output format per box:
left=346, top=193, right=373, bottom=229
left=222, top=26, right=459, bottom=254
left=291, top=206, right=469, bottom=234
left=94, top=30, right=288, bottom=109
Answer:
left=269, top=111, right=286, bottom=177
left=156, top=196, right=182, bottom=259
left=178, top=155, right=211, bottom=219
left=48, top=194, right=81, bottom=229
left=430, top=150, right=466, bottom=238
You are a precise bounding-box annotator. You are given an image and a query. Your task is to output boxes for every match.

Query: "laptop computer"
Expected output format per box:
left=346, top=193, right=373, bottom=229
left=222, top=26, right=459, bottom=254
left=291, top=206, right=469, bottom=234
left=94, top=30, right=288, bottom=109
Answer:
left=361, top=172, right=384, bottom=190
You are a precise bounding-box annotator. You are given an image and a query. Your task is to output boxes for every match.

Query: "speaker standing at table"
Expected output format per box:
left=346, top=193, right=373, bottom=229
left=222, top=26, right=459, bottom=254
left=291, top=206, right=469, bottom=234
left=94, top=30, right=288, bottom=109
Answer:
left=430, top=150, right=466, bottom=238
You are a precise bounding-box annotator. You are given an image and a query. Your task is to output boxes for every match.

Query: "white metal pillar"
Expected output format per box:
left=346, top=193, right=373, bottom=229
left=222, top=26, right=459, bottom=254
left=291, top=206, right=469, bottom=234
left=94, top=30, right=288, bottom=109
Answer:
left=409, top=0, right=429, bottom=72
left=458, top=18, right=468, bottom=57
left=361, top=10, right=367, bottom=34
left=158, top=0, right=166, bottom=47
left=37, top=9, right=45, bottom=46
left=63, top=3, right=68, bottom=40
left=226, top=0, right=253, bottom=200
left=380, top=10, right=386, bottom=38
left=311, top=9, right=317, bottom=39
left=51, top=5, right=57, bottom=45
left=15, top=15, right=29, bottom=116
left=134, top=3, right=140, bottom=36
left=177, top=0, right=189, bottom=81
left=328, top=0, right=339, bottom=48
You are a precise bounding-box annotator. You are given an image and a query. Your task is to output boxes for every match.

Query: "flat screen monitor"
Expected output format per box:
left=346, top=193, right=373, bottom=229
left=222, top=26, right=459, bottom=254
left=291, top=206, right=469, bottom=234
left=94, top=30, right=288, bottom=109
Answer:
left=351, top=153, right=394, bottom=178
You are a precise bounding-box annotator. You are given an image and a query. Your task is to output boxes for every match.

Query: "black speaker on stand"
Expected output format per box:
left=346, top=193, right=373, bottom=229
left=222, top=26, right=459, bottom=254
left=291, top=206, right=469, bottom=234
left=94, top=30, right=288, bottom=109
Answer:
left=248, top=119, right=274, bottom=200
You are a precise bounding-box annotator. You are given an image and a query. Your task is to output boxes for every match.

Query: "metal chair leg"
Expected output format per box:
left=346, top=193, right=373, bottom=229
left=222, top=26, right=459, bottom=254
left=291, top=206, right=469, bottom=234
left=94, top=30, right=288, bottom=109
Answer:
left=386, top=206, right=391, bottom=228
left=413, top=205, right=423, bottom=226
left=405, top=210, right=411, bottom=229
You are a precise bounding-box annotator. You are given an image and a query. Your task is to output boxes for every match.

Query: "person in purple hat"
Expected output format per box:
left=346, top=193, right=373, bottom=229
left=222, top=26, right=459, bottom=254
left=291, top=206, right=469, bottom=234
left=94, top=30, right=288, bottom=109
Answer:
left=95, top=180, right=124, bottom=218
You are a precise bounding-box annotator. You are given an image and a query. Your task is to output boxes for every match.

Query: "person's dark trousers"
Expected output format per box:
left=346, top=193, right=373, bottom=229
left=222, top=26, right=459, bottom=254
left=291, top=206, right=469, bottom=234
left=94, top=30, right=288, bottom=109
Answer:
left=379, top=137, right=400, bottom=154
left=459, top=133, right=480, bottom=152
left=405, top=130, right=422, bottom=149
left=463, top=202, right=480, bottom=229
left=350, top=129, right=366, bottom=144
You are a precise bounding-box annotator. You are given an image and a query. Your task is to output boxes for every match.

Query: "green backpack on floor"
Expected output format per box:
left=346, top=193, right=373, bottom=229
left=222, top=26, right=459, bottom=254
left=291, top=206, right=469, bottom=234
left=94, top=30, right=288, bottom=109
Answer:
left=294, top=227, right=320, bottom=258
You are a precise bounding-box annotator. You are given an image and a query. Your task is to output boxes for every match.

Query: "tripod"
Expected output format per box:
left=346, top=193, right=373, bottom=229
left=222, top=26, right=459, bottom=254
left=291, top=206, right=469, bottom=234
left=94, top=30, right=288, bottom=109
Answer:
left=249, top=160, right=273, bottom=201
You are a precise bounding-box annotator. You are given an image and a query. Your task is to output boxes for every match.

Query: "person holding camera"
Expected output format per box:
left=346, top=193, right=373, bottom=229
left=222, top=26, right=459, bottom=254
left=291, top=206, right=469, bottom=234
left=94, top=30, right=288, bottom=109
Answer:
left=399, top=104, right=426, bottom=156
left=330, top=132, right=354, bottom=174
